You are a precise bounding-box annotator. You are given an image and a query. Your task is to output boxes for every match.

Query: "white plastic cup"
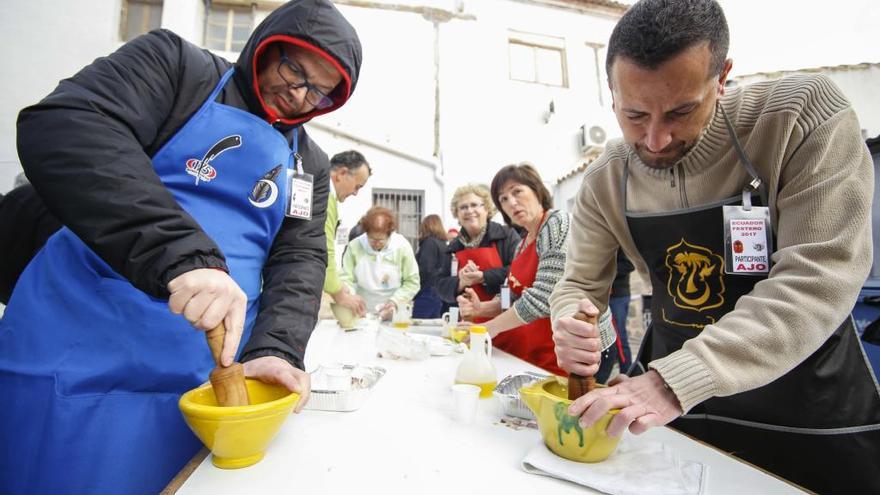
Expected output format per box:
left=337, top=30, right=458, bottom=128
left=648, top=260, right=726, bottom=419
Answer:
left=442, top=307, right=460, bottom=339
left=451, top=384, right=480, bottom=424
left=448, top=307, right=459, bottom=324
left=325, top=366, right=352, bottom=391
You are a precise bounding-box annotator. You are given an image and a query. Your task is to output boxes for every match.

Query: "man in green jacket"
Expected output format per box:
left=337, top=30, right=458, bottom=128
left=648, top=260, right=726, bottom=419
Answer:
left=325, top=150, right=371, bottom=315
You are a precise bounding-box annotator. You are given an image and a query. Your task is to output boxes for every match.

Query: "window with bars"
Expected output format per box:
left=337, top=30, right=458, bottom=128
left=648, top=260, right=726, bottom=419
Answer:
left=120, top=0, right=163, bottom=42
left=205, top=3, right=254, bottom=53
left=508, top=31, right=568, bottom=87
left=372, top=189, right=424, bottom=252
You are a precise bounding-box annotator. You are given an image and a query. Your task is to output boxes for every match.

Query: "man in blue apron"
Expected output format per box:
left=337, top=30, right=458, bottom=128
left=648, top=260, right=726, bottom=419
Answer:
left=0, top=1, right=361, bottom=494
left=550, top=1, right=880, bottom=493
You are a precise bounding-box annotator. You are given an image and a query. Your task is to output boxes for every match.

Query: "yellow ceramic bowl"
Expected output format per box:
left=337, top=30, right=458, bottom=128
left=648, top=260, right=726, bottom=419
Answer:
left=519, top=376, right=621, bottom=462
left=179, top=379, right=300, bottom=469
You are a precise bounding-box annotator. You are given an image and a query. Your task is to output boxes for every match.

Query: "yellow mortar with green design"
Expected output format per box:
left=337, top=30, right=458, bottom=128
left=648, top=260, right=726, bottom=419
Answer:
left=519, top=376, right=622, bottom=462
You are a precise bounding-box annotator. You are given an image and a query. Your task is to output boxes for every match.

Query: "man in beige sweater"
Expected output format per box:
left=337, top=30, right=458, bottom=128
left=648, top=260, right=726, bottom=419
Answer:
left=549, top=0, right=880, bottom=492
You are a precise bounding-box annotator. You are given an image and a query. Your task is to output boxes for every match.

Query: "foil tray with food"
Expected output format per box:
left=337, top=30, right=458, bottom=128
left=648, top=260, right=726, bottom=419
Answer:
left=306, top=364, right=386, bottom=412
left=493, top=371, right=549, bottom=420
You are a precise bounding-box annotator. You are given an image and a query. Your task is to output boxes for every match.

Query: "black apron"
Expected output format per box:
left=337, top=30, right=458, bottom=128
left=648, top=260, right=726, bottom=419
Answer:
left=624, top=110, right=880, bottom=494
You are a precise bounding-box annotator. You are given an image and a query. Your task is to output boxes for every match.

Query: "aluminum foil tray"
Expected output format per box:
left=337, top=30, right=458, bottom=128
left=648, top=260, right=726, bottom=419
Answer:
left=306, top=364, right=386, bottom=412
left=410, top=318, right=444, bottom=326
left=493, top=371, right=548, bottom=420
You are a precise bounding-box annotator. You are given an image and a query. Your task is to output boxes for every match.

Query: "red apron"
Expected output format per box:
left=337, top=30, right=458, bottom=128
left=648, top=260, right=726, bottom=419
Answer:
left=493, top=238, right=565, bottom=376
left=455, top=243, right=503, bottom=323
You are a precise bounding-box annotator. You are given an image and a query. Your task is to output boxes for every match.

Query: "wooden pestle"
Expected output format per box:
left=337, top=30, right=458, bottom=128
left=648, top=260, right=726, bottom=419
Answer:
left=567, top=311, right=598, bottom=400
left=205, top=322, right=250, bottom=407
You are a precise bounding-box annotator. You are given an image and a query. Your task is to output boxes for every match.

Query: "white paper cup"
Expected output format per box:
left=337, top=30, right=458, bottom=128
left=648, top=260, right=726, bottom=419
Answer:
left=441, top=307, right=460, bottom=339
left=325, top=367, right=352, bottom=391
left=451, top=384, right=480, bottom=424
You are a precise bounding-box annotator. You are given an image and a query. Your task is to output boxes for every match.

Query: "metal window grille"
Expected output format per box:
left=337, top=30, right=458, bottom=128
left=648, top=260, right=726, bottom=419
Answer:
left=372, top=189, right=424, bottom=252
left=120, top=0, right=163, bottom=42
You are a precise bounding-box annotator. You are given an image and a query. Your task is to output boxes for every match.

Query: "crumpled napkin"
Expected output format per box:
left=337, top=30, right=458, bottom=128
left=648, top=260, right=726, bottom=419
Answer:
left=521, top=434, right=707, bottom=495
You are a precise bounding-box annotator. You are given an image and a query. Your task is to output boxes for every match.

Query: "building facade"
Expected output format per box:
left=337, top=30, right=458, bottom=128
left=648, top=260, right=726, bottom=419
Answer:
left=1, top=0, right=625, bottom=251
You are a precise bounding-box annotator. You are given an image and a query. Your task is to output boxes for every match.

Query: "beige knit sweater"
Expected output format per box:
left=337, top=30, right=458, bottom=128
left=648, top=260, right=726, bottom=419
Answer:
left=549, top=74, right=873, bottom=412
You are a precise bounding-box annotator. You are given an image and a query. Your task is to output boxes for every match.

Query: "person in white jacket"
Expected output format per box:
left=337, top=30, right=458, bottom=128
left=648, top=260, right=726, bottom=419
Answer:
left=341, top=206, right=420, bottom=320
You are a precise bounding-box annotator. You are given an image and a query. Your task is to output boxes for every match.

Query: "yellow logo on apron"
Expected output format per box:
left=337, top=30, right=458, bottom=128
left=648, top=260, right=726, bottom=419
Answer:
left=664, top=239, right=725, bottom=313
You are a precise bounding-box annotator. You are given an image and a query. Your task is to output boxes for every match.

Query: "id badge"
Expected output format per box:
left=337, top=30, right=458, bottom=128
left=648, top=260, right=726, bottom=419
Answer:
left=450, top=257, right=459, bottom=277
left=286, top=153, right=313, bottom=220
left=723, top=189, right=773, bottom=275
left=500, top=286, right=511, bottom=310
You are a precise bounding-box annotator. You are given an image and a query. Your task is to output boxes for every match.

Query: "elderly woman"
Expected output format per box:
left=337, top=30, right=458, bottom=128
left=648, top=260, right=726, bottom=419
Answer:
left=457, top=163, right=617, bottom=378
left=435, top=184, right=520, bottom=323
left=412, top=214, right=449, bottom=318
left=341, top=206, right=420, bottom=321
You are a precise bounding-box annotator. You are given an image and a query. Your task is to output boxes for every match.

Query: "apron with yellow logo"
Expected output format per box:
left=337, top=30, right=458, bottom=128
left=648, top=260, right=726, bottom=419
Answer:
left=623, top=119, right=880, bottom=494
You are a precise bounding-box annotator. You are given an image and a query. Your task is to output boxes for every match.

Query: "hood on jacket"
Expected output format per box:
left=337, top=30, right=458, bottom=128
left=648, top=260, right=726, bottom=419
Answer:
left=234, top=0, right=362, bottom=127
left=358, top=231, right=408, bottom=258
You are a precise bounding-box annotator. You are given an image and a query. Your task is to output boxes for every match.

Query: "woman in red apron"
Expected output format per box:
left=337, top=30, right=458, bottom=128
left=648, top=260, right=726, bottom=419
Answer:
left=458, top=164, right=618, bottom=379
left=434, top=184, right=521, bottom=322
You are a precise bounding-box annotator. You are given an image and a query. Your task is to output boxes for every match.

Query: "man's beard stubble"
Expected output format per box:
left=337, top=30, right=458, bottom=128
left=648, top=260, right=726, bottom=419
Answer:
left=632, top=139, right=696, bottom=169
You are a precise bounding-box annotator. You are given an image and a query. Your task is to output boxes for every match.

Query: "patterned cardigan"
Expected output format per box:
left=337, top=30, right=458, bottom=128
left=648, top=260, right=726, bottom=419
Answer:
left=512, top=209, right=570, bottom=323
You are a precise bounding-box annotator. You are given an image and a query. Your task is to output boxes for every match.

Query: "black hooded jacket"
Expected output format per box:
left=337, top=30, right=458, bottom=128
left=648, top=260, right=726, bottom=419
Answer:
left=14, top=0, right=362, bottom=369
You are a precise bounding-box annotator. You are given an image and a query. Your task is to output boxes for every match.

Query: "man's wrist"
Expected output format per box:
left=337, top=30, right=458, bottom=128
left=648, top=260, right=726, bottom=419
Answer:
left=648, top=369, right=683, bottom=413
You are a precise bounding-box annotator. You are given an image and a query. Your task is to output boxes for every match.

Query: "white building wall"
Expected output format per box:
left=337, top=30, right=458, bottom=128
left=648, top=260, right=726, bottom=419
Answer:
left=314, top=1, right=623, bottom=229
left=0, top=1, right=123, bottom=191
left=161, top=0, right=205, bottom=44
left=554, top=171, right=585, bottom=213
left=317, top=6, right=438, bottom=160
left=438, top=0, right=620, bottom=226
left=306, top=124, right=444, bottom=236
left=0, top=0, right=214, bottom=193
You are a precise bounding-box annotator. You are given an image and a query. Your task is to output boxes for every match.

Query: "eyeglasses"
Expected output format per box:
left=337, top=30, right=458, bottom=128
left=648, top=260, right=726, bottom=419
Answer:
left=457, top=202, right=484, bottom=213
left=276, top=45, right=335, bottom=110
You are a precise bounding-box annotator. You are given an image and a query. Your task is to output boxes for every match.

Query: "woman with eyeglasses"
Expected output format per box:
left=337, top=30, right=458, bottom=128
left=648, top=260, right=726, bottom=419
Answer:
left=340, top=206, right=420, bottom=321
left=435, top=184, right=521, bottom=323
left=0, top=1, right=362, bottom=492
left=456, top=164, right=618, bottom=378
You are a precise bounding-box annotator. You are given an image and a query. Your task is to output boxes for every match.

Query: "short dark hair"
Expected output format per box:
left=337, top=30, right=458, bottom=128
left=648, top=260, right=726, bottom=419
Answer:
left=330, top=150, right=371, bottom=175
left=606, top=0, right=729, bottom=83
left=490, top=162, right=553, bottom=227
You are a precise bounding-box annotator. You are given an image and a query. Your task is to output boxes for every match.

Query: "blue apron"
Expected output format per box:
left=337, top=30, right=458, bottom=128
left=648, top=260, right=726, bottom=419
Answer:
left=0, top=69, right=294, bottom=494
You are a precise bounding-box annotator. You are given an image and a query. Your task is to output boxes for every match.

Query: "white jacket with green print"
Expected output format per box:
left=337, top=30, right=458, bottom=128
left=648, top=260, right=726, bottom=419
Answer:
left=341, top=232, right=420, bottom=312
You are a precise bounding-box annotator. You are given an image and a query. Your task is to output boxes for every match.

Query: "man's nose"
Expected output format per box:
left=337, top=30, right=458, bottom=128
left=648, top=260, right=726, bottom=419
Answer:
left=644, top=121, right=673, bottom=153
left=287, top=85, right=308, bottom=101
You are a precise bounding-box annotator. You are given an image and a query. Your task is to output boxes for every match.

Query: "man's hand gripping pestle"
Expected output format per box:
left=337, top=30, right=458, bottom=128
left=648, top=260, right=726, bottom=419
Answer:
left=567, top=312, right=598, bottom=400
left=205, top=322, right=250, bottom=406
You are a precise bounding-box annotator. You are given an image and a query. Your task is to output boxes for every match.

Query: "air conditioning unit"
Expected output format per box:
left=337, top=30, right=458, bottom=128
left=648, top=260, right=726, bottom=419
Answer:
left=578, top=123, right=608, bottom=153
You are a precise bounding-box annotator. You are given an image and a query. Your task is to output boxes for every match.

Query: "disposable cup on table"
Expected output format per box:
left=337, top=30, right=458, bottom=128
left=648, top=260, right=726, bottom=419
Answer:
left=451, top=384, right=480, bottom=424
left=441, top=307, right=460, bottom=339
left=325, top=367, right=352, bottom=391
